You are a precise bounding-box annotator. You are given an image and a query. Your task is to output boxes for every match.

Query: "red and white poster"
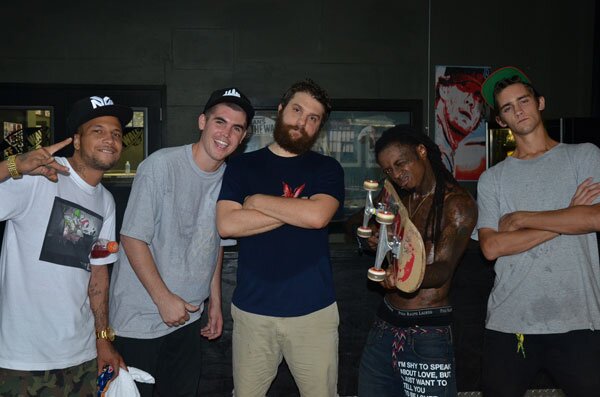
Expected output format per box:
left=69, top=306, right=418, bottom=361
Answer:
left=434, top=65, right=490, bottom=181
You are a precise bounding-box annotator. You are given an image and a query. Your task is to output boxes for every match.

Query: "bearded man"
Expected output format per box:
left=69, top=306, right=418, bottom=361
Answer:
left=217, top=79, right=345, bottom=397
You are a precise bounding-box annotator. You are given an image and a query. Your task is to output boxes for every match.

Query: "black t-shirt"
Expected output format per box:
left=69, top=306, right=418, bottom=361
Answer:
left=218, top=147, right=345, bottom=316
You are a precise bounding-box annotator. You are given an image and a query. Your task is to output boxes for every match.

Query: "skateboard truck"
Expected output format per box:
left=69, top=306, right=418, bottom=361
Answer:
left=356, top=180, right=379, bottom=238
left=367, top=207, right=401, bottom=282
left=356, top=179, right=402, bottom=282
left=356, top=178, right=426, bottom=291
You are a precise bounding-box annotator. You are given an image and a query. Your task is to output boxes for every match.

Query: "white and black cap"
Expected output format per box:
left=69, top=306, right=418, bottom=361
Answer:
left=67, top=96, right=133, bottom=134
left=203, top=87, right=254, bottom=125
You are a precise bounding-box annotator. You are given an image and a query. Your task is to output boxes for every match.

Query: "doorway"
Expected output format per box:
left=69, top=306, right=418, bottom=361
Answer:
left=0, top=84, right=165, bottom=243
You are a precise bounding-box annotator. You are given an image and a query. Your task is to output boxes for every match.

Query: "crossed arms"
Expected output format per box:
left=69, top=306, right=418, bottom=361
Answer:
left=479, top=177, right=600, bottom=260
left=216, top=193, right=340, bottom=238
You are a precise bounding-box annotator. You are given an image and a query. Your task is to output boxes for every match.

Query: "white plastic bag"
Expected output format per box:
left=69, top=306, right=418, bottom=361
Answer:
left=104, top=366, right=155, bottom=397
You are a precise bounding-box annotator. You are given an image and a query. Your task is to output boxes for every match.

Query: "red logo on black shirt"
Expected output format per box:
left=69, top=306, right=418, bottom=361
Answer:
left=282, top=182, right=306, bottom=198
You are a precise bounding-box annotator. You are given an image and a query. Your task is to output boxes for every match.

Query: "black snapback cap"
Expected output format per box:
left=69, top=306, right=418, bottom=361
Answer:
left=203, top=87, right=255, bottom=125
left=67, top=96, right=133, bottom=134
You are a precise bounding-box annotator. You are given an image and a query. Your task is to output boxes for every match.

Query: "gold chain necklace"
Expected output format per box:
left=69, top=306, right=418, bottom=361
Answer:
left=408, top=188, right=435, bottom=219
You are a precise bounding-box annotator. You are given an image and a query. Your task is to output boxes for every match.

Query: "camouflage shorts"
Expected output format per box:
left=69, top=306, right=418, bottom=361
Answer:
left=0, top=359, right=97, bottom=397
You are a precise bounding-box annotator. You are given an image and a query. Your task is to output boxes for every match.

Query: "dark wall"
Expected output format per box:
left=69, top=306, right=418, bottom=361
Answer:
left=429, top=1, right=595, bottom=126
left=0, top=1, right=596, bottom=147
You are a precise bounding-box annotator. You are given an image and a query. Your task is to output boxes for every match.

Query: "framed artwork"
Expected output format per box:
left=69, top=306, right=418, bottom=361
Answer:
left=434, top=65, right=490, bottom=181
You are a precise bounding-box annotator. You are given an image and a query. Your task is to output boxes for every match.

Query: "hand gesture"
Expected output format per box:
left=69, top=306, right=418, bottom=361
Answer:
left=13, top=138, right=72, bottom=182
left=156, top=292, right=199, bottom=327
left=570, top=177, right=600, bottom=206
left=200, top=299, right=223, bottom=340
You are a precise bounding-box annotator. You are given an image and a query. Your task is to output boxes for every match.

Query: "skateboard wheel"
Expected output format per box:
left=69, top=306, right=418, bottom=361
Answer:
left=367, top=267, right=386, bottom=282
left=376, top=211, right=395, bottom=225
left=357, top=227, right=372, bottom=238
left=363, top=180, right=379, bottom=191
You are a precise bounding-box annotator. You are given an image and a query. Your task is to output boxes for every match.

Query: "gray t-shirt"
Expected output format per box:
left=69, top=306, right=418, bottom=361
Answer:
left=475, top=143, right=600, bottom=334
left=109, top=145, right=224, bottom=338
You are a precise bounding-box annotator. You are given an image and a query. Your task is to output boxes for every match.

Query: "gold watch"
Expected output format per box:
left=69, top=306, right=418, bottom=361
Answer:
left=96, top=327, right=115, bottom=341
left=7, top=155, right=22, bottom=179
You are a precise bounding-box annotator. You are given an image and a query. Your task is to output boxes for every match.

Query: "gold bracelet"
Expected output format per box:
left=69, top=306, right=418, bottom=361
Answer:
left=7, top=155, right=22, bottom=179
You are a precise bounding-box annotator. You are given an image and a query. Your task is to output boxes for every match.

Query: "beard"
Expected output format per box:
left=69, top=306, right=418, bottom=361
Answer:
left=80, top=151, right=120, bottom=172
left=273, top=116, right=320, bottom=155
left=91, top=157, right=118, bottom=171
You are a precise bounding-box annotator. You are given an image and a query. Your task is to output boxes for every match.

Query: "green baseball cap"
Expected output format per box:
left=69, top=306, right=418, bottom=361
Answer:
left=481, top=66, right=531, bottom=108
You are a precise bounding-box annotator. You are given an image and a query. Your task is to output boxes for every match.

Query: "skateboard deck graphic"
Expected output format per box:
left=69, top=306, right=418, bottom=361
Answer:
left=376, top=180, right=426, bottom=293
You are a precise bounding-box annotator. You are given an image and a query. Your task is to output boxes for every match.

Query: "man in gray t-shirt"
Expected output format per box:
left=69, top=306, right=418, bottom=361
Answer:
left=109, top=87, right=254, bottom=397
left=475, top=66, right=600, bottom=397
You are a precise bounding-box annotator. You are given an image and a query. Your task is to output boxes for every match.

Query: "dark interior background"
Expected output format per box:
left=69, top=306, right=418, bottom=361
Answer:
left=1, top=1, right=599, bottom=395
left=1, top=1, right=597, bottom=135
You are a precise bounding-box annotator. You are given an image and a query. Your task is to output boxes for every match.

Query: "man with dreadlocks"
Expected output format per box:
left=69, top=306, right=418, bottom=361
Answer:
left=357, top=126, right=477, bottom=397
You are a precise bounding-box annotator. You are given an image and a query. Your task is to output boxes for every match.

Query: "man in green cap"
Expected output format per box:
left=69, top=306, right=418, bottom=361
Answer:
left=474, top=66, right=600, bottom=396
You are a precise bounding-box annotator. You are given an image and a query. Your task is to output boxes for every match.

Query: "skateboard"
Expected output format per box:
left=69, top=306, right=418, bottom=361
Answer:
left=356, top=179, right=426, bottom=293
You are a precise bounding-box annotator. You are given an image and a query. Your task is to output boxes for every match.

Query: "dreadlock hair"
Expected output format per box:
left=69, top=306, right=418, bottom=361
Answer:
left=374, top=125, right=459, bottom=247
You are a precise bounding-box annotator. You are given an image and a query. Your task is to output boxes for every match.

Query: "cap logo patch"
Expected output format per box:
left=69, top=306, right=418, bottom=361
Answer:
left=90, top=96, right=115, bottom=109
left=223, top=89, right=241, bottom=98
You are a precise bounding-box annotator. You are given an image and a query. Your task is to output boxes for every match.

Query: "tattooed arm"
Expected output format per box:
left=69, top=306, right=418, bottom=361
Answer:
left=420, top=192, right=477, bottom=288
left=89, top=265, right=126, bottom=375
left=382, top=190, right=477, bottom=290
left=0, top=138, right=72, bottom=183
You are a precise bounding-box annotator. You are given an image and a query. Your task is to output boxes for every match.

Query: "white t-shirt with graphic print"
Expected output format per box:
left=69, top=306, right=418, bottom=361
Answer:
left=0, top=157, right=117, bottom=370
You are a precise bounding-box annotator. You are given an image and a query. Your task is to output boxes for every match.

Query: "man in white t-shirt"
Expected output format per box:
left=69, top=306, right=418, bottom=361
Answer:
left=0, top=96, right=132, bottom=395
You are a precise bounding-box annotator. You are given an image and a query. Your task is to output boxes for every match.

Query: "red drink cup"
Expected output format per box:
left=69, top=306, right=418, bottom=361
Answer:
left=90, top=239, right=119, bottom=259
